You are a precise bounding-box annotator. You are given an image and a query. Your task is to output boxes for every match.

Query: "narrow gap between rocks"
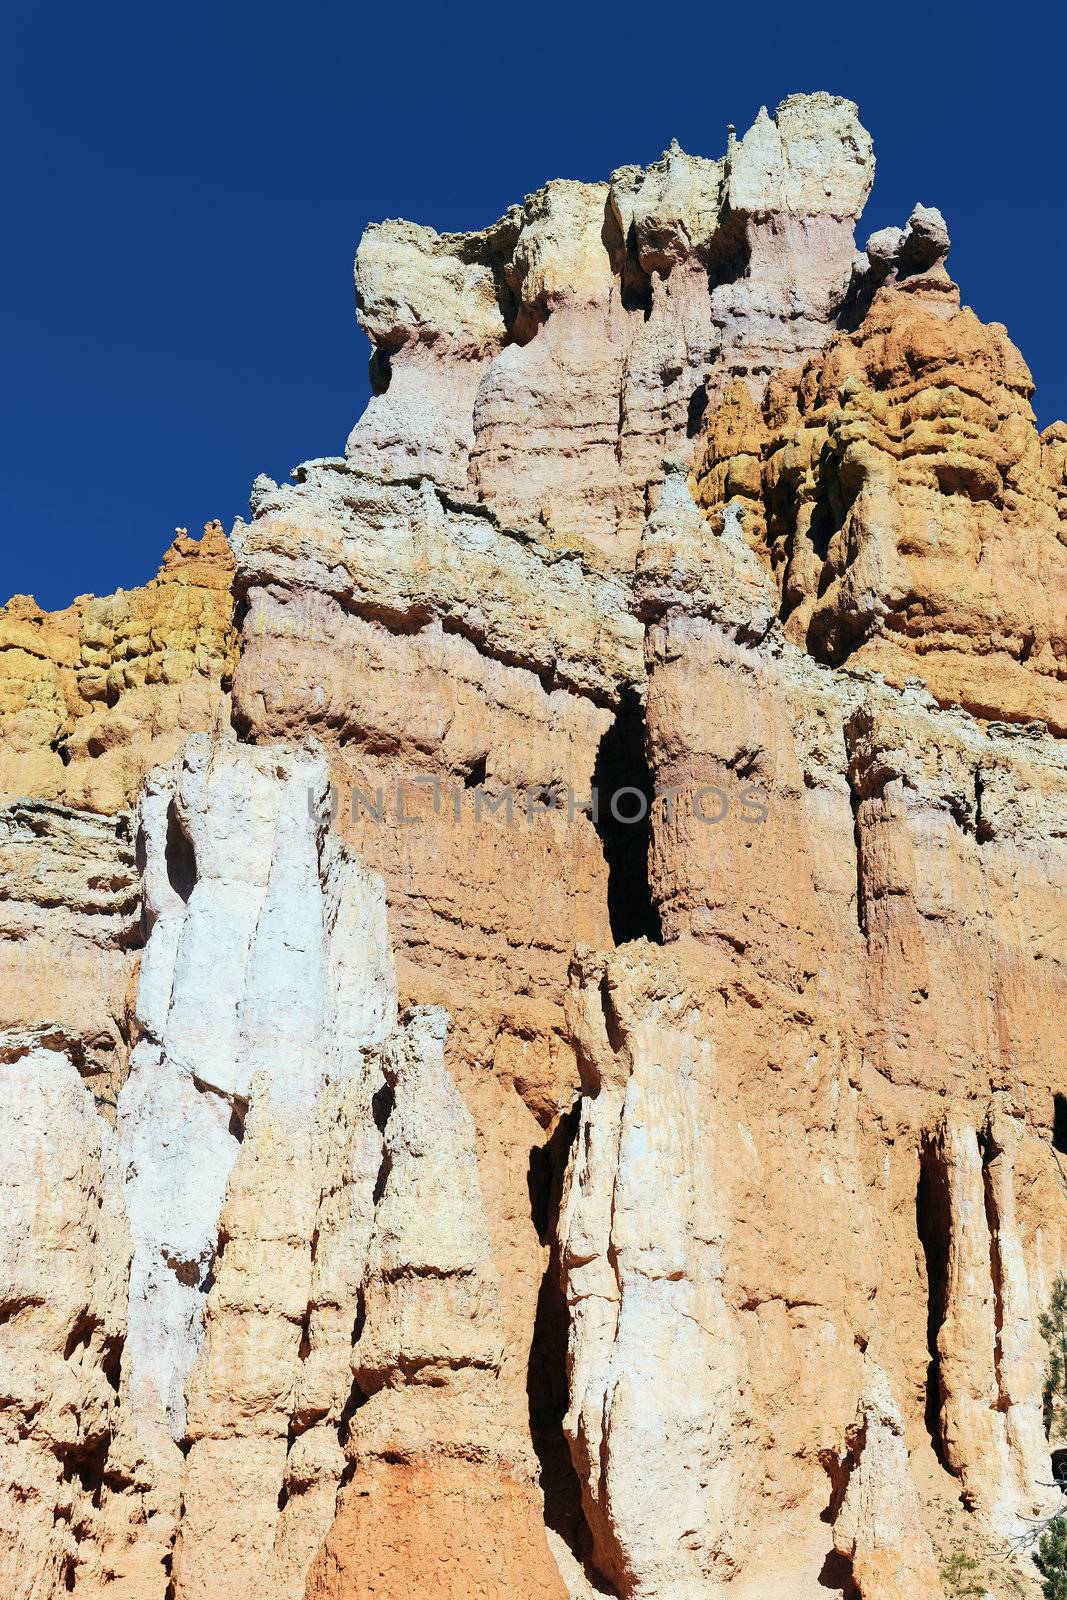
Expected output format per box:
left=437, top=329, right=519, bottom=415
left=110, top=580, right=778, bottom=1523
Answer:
left=1053, top=1096, right=1067, bottom=1156
left=368, top=347, right=392, bottom=395
left=526, top=1105, right=617, bottom=1593
left=619, top=221, right=653, bottom=318
left=816, top=1442, right=861, bottom=1597
left=686, top=384, right=708, bottom=437
left=916, top=1137, right=953, bottom=1472
left=816, top=1549, right=860, bottom=1599
left=371, top=1079, right=394, bottom=1205
left=165, top=800, right=196, bottom=903
left=592, top=686, right=662, bottom=946
left=979, top=1130, right=1006, bottom=1399
left=845, top=771, right=866, bottom=938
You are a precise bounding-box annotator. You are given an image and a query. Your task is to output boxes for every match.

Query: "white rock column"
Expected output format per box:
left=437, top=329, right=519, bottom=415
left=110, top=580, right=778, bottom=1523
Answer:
left=118, top=734, right=396, bottom=1443
left=557, top=947, right=742, bottom=1600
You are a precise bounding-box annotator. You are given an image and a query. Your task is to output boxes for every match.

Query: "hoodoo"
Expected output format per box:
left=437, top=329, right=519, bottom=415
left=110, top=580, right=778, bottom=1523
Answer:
left=1, top=92, right=1065, bottom=1599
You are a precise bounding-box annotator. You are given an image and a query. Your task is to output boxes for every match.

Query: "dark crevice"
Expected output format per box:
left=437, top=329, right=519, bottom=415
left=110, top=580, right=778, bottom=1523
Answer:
left=368, top=347, right=392, bottom=396
left=371, top=1154, right=391, bottom=1207
left=62, top=1434, right=110, bottom=1510
left=973, top=767, right=990, bottom=843
left=464, top=755, right=487, bottom=789
left=592, top=686, right=662, bottom=946
left=817, top=1445, right=860, bottom=1594
left=62, top=1311, right=98, bottom=1362
left=201, top=1228, right=227, bottom=1298
left=526, top=1105, right=614, bottom=1591
left=620, top=222, right=653, bottom=318
left=352, top=1286, right=367, bottom=1346
left=527, top=1105, right=578, bottom=1249
left=686, top=384, right=708, bottom=438
left=165, top=801, right=196, bottom=904
left=817, top=1549, right=860, bottom=1598
left=836, top=264, right=880, bottom=334
left=1054, top=1096, right=1067, bottom=1156
left=598, top=972, right=627, bottom=1060
left=600, top=195, right=652, bottom=322
left=980, top=1129, right=1006, bottom=1399
left=336, top=1372, right=370, bottom=1475
left=371, top=1082, right=394, bottom=1133
left=704, top=209, right=750, bottom=292
left=916, top=1136, right=953, bottom=1471
left=809, top=445, right=850, bottom=569
left=370, top=1078, right=394, bottom=1205
left=846, top=772, right=866, bottom=938
left=101, top=1332, right=123, bottom=1395
left=296, top=1306, right=312, bottom=1365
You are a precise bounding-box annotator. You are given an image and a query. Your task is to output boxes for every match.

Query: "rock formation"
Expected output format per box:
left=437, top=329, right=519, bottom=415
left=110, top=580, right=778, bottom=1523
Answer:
left=0, top=522, right=235, bottom=811
left=1, top=90, right=1065, bottom=1600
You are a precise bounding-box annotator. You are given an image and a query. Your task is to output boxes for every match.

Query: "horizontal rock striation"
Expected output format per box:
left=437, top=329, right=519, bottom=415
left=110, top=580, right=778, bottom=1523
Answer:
left=347, top=93, right=873, bottom=573
left=692, top=231, right=1067, bottom=730
left=1, top=88, right=1066, bottom=1600
left=0, top=801, right=140, bottom=1112
left=0, top=523, right=236, bottom=812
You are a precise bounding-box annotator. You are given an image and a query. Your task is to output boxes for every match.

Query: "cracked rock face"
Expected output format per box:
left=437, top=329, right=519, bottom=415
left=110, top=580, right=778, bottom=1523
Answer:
left=346, top=93, right=873, bottom=572
left=0, top=523, right=236, bottom=813
left=1, top=87, right=1066, bottom=1600
left=120, top=734, right=396, bottom=1447
left=692, top=262, right=1067, bottom=730
left=0, top=1039, right=130, bottom=1598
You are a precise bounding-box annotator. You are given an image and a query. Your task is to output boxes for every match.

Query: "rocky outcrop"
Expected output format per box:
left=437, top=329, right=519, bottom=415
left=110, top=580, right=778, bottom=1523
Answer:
left=692, top=240, right=1067, bottom=731
left=0, top=523, right=235, bottom=811
left=0, top=801, right=140, bottom=1113
left=0, top=1039, right=129, bottom=1598
left=1, top=88, right=1066, bottom=1600
left=348, top=93, right=873, bottom=572
left=830, top=1368, right=946, bottom=1600
left=119, top=735, right=395, bottom=1450
left=559, top=947, right=741, bottom=1599
left=924, top=1117, right=1051, bottom=1537
left=308, top=1007, right=568, bottom=1600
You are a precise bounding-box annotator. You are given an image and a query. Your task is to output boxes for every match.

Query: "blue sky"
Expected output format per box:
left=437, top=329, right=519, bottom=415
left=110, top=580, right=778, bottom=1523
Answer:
left=4, top=1, right=1062, bottom=608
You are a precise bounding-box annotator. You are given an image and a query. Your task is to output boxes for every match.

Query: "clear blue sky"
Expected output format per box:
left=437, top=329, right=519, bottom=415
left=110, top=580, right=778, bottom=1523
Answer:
left=4, top=1, right=1062, bottom=608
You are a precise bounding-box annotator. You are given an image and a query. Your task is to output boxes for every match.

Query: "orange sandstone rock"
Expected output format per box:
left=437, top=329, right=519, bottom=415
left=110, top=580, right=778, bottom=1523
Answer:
left=0, top=522, right=236, bottom=812
left=693, top=259, right=1067, bottom=732
left=1, top=91, right=1066, bottom=1600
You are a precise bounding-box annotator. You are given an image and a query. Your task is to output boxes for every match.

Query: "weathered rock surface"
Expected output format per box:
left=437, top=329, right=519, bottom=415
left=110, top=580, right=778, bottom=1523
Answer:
left=348, top=93, right=873, bottom=572
left=692, top=250, right=1067, bottom=730
left=831, top=1367, right=946, bottom=1599
left=0, top=1039, right=130, bottom=1597
left=0, top=523, right=235, bottom=811
left=308, top=1006, right=568, bottom=1600
left=0, top=801, right=140, bottom=1112
left=119, top=735, right=395, bottom=1450
left=2, top=87, right=1066, bottom=1600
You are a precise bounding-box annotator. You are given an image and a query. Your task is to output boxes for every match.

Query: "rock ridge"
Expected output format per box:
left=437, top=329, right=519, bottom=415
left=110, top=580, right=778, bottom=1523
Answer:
left=0, top=88, right=1065, bottom=1600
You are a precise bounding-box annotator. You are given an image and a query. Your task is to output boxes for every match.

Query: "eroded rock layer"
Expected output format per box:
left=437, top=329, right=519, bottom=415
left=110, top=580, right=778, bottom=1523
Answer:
left=0, top=522, right=236, bottom=811
left=1, top=89, right=1066, bottom=1600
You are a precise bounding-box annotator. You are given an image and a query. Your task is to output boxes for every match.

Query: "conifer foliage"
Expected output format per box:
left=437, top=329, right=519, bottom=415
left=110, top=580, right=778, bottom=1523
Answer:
left=1035, top=1277, right=1067, bottom=1599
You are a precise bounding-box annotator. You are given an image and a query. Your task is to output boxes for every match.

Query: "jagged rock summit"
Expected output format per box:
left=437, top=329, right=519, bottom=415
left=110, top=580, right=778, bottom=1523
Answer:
left=1, top=92, right=1066, bottom=1600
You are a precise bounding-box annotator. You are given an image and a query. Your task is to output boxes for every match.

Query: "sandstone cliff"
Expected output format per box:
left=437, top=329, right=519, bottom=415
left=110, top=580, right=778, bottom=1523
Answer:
left=1, top=91, right=1065, bottom=1600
